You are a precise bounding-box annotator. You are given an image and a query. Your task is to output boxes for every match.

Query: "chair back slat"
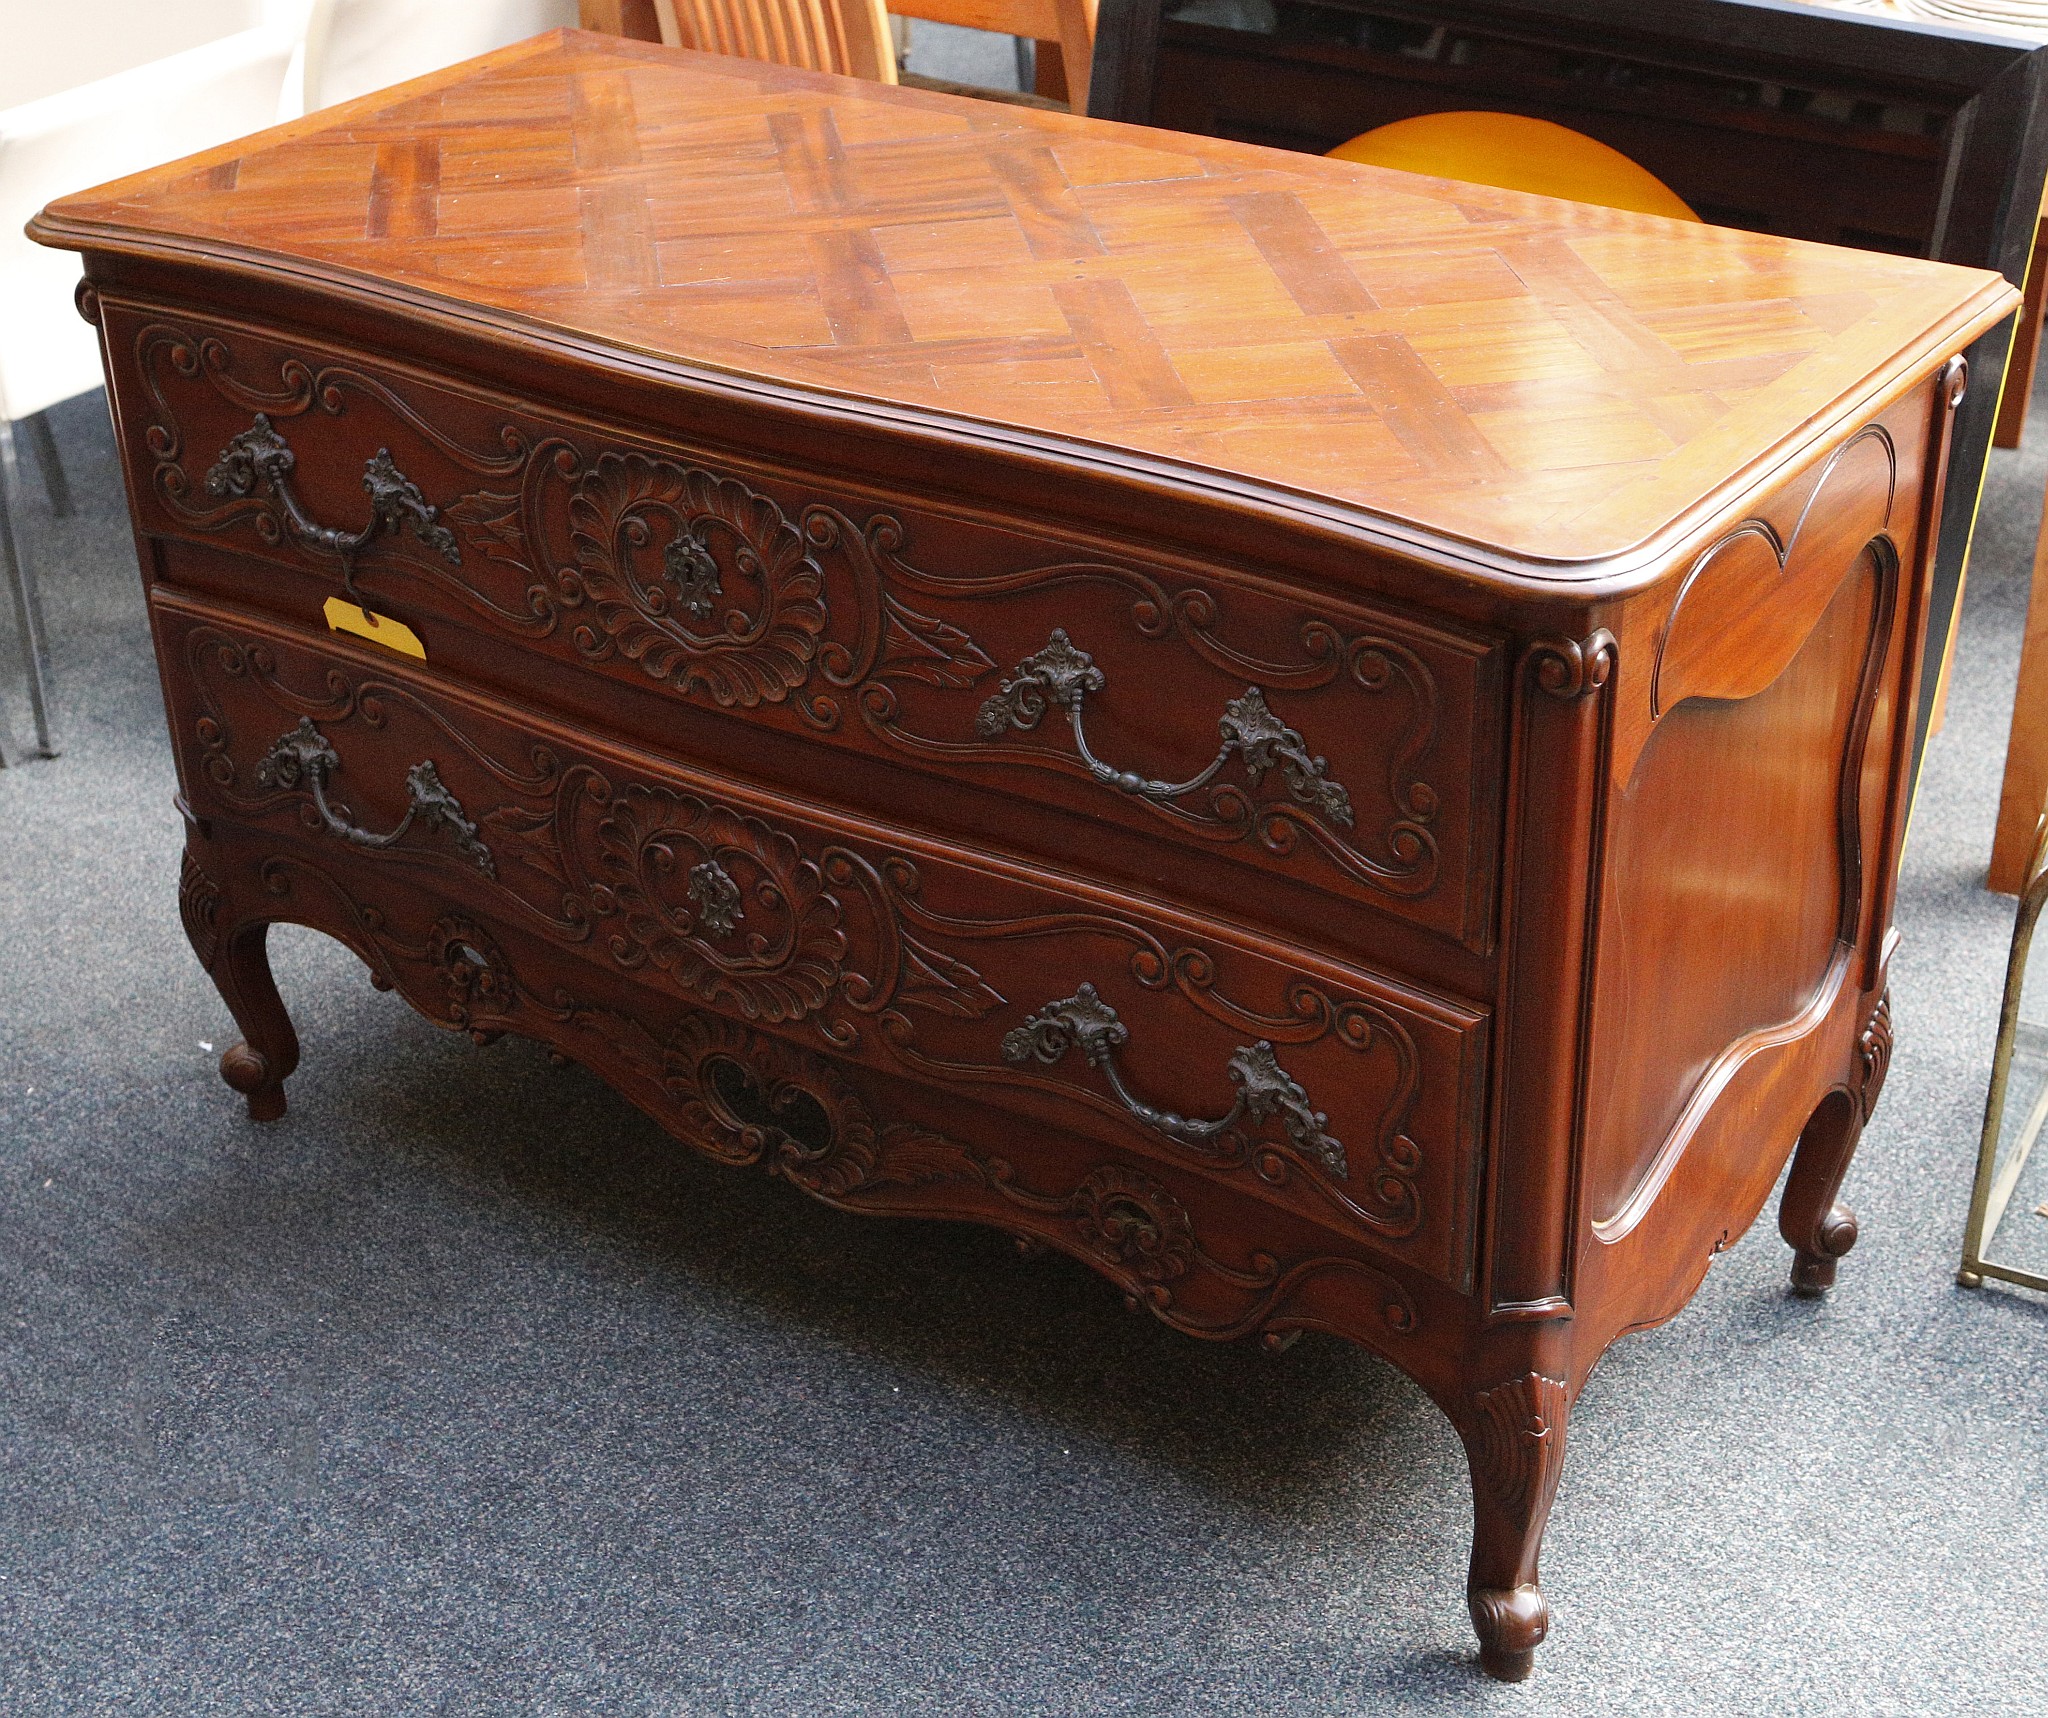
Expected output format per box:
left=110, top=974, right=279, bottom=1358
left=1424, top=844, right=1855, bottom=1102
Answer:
left=883, top=0, right=1094, bottom=110
left=656, top=0, right=896, bottom=83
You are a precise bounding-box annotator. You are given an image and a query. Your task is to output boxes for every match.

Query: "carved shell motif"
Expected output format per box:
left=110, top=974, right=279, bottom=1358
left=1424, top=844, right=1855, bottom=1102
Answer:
left=178, top=849, right=223, bottom=968
left=586, top=784, right=847, bottom=1024
left=563, top=452, right=828, bottom=706
left=1469, top=1372, right=1570, bottom=1515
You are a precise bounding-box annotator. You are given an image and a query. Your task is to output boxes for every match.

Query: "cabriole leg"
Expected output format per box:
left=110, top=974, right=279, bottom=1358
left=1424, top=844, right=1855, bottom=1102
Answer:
left=1779, top=990, right=1890, bottom=1296
left=1779, top=1091, right=1861, bottom=1295
left=180, top=847, right=300, bottom=1121
left=1459, top=1368, right=1571, bottom=1681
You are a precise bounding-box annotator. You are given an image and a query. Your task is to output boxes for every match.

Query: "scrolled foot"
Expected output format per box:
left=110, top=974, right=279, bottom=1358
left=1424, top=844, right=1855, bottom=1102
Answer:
left=1780, top=1083, right=1867, bottom=1298
left=1469, top=1583, right=1546, bottom=1681
left=220, top=1041, right=287, bottom=1121
left=1789, top=1200, right=1857, bottom=1297
left=186, top=906, right=299, bottom=1124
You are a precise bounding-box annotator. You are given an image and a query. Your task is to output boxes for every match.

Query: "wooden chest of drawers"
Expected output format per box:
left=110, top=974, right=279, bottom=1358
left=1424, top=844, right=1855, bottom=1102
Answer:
left=31, top=30, right=2016, bottom=1680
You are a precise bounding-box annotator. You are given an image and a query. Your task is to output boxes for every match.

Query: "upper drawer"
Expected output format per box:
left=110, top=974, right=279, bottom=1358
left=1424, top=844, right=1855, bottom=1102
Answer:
left=105, top=302, right=1507, bottom=948
left=154, top=588, right=1489, bottom=1290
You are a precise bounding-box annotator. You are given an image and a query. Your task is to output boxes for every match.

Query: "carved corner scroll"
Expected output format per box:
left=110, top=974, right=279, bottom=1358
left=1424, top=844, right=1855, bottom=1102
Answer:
left=178, top=848, right=223, bottom=968
left=1528, top=630, right=1616, bottom=700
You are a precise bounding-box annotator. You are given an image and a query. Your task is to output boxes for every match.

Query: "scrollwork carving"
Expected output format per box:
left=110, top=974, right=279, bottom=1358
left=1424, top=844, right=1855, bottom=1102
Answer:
left=136, top=324, right=1451, bottom=903
left=185, top=623, right=1434, bottom=1242
left=1066, top=1166, right=1194, bottom=1287
left=377, top=914, right=517, bottom=1032
left=135, top=323, right=556, bottom=634
left=203, top=836, right=1426, bottom=1345
left=651, top=1016, right=1413, bottom=1336
left=877, top=899, right=1425, bottom=1235
left=560, top=452, right=830, bottom=708
left=581, top=782, right=846, bottom=1023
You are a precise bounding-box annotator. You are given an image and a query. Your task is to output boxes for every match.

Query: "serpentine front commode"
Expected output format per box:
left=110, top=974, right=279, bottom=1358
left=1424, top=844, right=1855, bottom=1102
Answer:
left=29, top=27, right=2018, bottom=1681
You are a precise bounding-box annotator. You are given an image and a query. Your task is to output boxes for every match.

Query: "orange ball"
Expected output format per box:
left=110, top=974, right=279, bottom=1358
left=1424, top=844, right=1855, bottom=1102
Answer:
left=1328, top=111, right=1701, bottom=222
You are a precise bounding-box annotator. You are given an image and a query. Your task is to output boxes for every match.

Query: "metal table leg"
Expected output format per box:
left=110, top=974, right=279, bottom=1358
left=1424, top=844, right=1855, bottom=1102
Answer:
left=0, top=415, right=58, bottom=761
left=24, top=409, right=74, bottom=518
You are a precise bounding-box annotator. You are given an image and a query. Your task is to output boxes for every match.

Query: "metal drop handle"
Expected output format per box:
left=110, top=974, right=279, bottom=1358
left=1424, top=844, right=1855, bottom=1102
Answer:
left=255, top=717, right=494, bottom=877
left=205, top=413, right=460, bottom=598
left=975, top=628, right=1353, bottom=825
left=1001, top=983, right=1347, bottom=1178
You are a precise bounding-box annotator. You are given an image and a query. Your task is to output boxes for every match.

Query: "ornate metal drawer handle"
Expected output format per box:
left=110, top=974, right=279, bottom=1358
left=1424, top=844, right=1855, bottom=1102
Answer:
left=255, top=717, right=495, bottom=876
left=975, top=629, right=1353, bottom=826
left=1001, top=983, right=1347, bottom=1178
left=205, top=413, right=460, bottom=594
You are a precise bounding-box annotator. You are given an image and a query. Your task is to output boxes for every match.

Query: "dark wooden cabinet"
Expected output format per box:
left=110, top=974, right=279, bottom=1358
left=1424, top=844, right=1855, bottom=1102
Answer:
left=32, top=30, right=2016, bottom=1681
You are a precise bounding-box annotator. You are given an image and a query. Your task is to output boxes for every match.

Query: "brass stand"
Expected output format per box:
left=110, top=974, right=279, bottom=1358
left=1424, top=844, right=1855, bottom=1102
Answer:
left=1960, top=816, right=2048, bottom=1294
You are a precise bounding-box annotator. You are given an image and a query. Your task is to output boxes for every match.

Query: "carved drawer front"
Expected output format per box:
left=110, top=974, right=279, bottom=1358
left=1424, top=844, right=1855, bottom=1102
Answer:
left=156, top=590, right=1490, bottom=1289
left=109, top=307, right=1505, bottom=949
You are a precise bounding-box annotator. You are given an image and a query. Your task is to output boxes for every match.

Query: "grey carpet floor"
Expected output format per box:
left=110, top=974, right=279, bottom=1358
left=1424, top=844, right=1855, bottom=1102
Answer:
left=3, top=364, right=2047, bottom=1717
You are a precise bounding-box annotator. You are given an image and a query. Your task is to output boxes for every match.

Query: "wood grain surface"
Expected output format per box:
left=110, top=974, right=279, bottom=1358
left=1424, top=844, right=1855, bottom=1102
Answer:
left=31, top=27, right=2013, bottom=571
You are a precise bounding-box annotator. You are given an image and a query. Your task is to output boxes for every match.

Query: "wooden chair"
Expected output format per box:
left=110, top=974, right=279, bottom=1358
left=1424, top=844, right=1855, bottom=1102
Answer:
left=889, top=0, right=1096, bottom=112
left=580, top=0, right=897, bottom=83
left=580, top=0, right=1096, bottom=109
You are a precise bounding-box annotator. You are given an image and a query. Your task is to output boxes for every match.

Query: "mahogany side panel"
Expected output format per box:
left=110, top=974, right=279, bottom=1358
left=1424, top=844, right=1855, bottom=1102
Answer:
left=1583, top=376, right=1940, bottom=1247
left=1588, top=557, right=1883, bottom=1229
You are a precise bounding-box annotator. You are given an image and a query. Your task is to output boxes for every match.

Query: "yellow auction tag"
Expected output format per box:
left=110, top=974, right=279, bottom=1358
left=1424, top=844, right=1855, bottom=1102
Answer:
left=323, top=597, right=425, bottom=660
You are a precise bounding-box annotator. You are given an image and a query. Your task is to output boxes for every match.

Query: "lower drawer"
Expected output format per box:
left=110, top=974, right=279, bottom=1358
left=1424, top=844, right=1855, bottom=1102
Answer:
left=155, top=589, right=1490, bottom=1289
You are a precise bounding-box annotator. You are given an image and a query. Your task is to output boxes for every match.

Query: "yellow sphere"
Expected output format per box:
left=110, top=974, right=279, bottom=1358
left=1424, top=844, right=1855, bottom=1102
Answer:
left=1328, top=111, right=1700, bottom=222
